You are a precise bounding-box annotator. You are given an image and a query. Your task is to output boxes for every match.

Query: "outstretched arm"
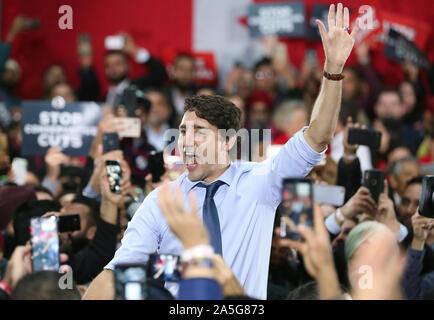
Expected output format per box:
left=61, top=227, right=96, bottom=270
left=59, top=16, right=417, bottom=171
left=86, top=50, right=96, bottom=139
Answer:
left=304, top=3, right=359, bottom=152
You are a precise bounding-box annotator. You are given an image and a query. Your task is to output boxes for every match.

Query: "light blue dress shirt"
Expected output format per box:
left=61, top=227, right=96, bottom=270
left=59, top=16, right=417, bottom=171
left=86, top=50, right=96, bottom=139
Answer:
left=105, top=127, right=325, bottom=299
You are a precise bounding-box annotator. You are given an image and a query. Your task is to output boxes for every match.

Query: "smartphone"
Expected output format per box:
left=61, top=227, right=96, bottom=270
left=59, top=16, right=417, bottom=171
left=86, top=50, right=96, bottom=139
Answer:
left=30, top=216, right=60, bottom=272
left=112, top=117, right=141, bottom=138
left=419, top=176, right=434, bottom=218
left=313, top=184, right=345, bottom=207
left=147, top=254, right=182, bottom=283
left=114, top=264, right=147, bottom=300
left=106, top=160, right=123, bottom=194
left=280, top=179, right=314, bottom=240
left=348, top=128, right=382, bottom=151
left=58, top=214, right=81, bottom=233
left=11, top=157, right=28, bottom=186
left=105, top=35, right=125, bottom=51
left=25, top=18, right=40, bottom=29
left=363, top=169, right=385, bottom=203
left=122, top=86, right=138, bottom=117
left=147, top=151, right=165, bottom=183
left=102, top=132, right=120, bottom=154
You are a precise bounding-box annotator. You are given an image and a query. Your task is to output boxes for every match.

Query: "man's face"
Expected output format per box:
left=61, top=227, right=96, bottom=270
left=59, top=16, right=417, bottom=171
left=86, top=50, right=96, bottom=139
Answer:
left=59, top=203, right=92, bottom=253
left=49, top=84, right=76, bottom=102
left=104, top=53, right=129, bottom=84
left=173, top=57, right=195, bottom=88
left=399, top=183, right=422, bottom=229
left=248, top=102, right=269, bottom=127
left=375, top=92, right=404, bottom=119
left=396, top=161, right=420, bottom=195
left=43, top=65, right=67, bottom=93
left=178, top=111, right=227, bottom=182
left=255, top=65, right=276, bottom=93
left=148, top=91, right=171, bottom=126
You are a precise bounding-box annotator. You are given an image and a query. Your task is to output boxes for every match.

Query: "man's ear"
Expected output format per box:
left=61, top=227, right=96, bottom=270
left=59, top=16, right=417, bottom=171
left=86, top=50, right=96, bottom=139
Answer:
left=225, top=135, right=237, bottom=152
left=85, top=225, right=97, bottom=241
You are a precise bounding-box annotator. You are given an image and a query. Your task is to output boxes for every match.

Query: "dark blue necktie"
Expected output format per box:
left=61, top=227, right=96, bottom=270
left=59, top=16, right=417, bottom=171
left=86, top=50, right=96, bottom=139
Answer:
left=196, top=180, right=225, bottom=255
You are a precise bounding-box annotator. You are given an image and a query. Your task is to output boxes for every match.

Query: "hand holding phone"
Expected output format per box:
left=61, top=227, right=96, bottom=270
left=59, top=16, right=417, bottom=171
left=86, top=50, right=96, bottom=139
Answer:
left=58, top=214, right=81, bottom=233
left=419, top=176, right=434, bottom=218
left=147, top=254, right=183, bottom=283
left=105, top=35, right=125, bottom=51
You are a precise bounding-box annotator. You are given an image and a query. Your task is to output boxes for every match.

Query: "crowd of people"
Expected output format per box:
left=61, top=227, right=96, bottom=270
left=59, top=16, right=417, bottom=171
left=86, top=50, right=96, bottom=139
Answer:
left=0, top=3, right=433, bottom=300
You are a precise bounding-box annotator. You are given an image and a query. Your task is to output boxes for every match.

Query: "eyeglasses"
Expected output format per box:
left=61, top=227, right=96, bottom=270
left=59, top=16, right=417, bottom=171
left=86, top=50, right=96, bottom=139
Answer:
left=255, top=71, right=274, bottom=80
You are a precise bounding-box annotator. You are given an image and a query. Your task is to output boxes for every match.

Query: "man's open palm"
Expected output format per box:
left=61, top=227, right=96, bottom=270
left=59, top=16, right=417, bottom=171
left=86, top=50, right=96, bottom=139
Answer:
left=316, top=3, right=360, bottom=73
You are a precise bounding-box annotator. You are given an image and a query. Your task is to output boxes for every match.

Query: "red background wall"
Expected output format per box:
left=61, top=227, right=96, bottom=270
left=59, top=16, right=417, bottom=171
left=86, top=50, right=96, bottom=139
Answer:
left=1, top=0, right=192, bottom=99
left=1, top=0, right=433, bottom=99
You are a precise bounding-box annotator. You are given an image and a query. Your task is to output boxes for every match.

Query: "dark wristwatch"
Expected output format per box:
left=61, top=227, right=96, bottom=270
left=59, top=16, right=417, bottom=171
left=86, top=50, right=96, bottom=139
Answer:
left=323, top=70, right=345, bottom=81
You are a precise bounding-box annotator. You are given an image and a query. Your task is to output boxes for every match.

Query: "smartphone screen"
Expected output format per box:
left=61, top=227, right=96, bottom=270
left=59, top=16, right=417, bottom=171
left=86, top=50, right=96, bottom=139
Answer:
left=147, top=254, right=182, bottom=283
left=11, top=157, right=28, bottom=186
left=114, top=264, right=147, bottom=300
left=106, top=160, right=123, bottom=194
left=105, top=35, right=125, bottom=51
left=58, top=214, right=81, bottom=233
left=30, top=216, right=60, bottom=272
left=280, top=179, right=313, bottom=240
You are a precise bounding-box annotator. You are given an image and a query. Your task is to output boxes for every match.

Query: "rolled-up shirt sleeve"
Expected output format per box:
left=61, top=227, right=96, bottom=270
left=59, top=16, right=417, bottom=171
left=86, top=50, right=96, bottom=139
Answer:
left=253, top=127, right=326, bottom=207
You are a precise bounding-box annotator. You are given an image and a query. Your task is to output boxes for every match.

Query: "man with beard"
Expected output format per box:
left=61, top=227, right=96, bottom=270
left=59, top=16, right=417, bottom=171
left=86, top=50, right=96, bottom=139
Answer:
left=164, top=53, right=198, bottom=126
left=58, top=194, right=120, bottom=285
left=104, top=33, right=167, bottom=108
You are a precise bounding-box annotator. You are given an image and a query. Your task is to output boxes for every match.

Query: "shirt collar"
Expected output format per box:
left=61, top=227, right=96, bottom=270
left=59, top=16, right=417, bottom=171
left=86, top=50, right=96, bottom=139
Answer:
left=181, top=162, right=236, bottom=192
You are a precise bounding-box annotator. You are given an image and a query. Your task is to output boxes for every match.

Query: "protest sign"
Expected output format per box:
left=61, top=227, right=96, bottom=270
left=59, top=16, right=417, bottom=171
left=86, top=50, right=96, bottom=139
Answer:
left=21, top=100, right=102, bottom=156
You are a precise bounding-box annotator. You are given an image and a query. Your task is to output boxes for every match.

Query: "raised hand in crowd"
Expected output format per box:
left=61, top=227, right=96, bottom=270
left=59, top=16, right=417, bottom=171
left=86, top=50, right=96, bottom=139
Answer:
left=5, top=15, right=37, bottom=43
left=340, top=186, right=376, bottom=220
left=213, top=254, right=246, bottom=297
left=119, top=32, right=139, bottom=58
left=44, top=147, right=72, bottom=188
left=411, top=211, right=434, bottom=251
left=1, top=245, right=31, bottom=291
left=342, top=116, right=363, bottom=163
left=376, top=180, right=401, bottom=233
left=286, top=203, right=341, bottom=300
left=100, top=158, right=131, bottom=225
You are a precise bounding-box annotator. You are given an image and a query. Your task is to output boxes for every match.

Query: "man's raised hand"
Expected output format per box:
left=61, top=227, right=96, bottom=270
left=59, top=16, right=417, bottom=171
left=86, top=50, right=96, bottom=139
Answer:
left=316, top=3, right=360, bottom=74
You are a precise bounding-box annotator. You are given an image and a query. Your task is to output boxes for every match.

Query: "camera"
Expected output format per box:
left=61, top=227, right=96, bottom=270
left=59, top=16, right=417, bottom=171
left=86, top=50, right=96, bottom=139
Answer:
left=419, top=176, right=434, bottom=218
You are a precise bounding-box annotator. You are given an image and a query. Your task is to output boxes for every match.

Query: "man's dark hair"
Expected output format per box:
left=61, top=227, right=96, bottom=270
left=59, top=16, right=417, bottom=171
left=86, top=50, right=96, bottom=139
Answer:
left=174, top=53, right=195, bottom=65
left=32, top=185, right=54, bottom=199
left=254, top=57, right=272, bottom=71
left=13, top=200, right=62, bottom=245
left=184, top=95, right=242, bottom=132
left=13, top=271, right=81, bottom=300
left=71, top=195, right=100, bottom=227
left=104, top=50, right=128, bottom=60
left=405, top=176, right=424, bottom=189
